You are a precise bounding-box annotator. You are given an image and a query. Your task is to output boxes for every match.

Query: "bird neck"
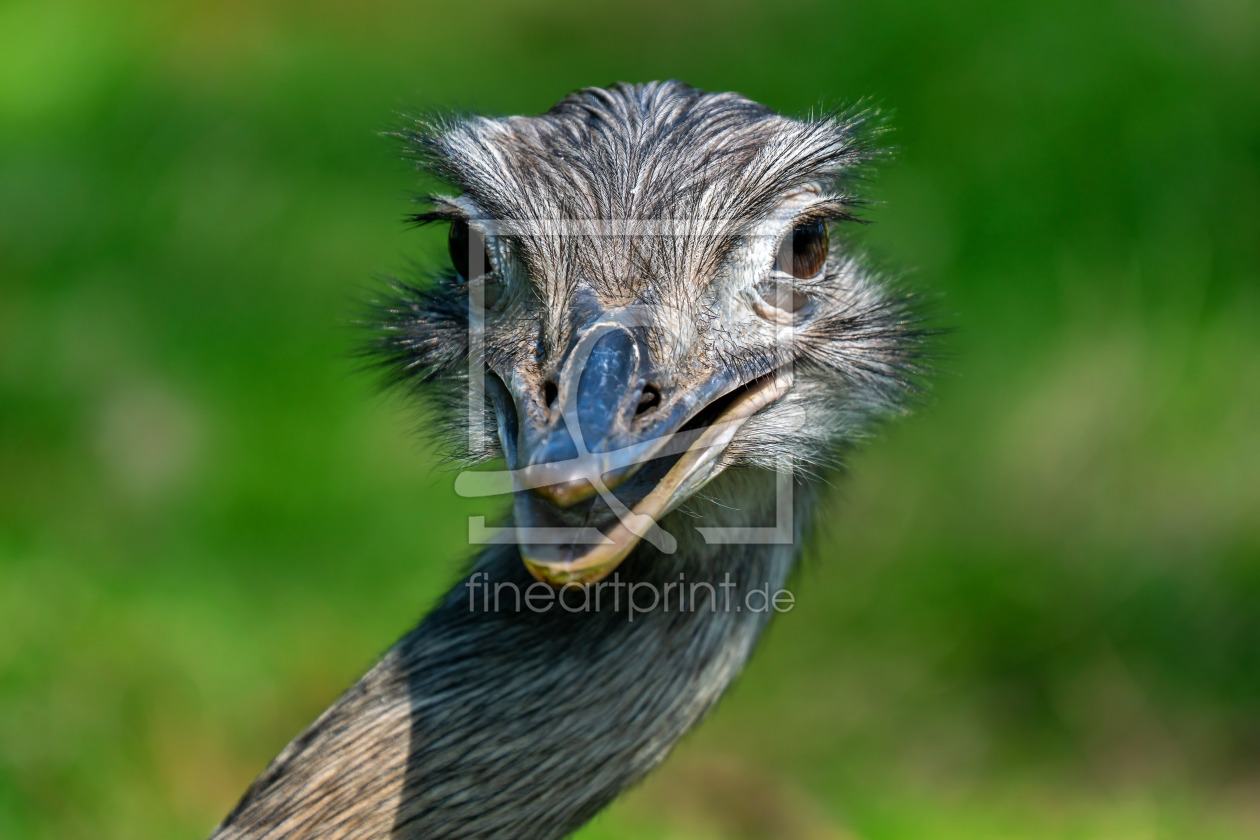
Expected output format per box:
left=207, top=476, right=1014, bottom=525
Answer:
left=212, top=475, right=817, bottom=840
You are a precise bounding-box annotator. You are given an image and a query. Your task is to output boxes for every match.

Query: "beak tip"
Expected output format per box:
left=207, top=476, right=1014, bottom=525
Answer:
left=522, top=554, right=618, bottom=587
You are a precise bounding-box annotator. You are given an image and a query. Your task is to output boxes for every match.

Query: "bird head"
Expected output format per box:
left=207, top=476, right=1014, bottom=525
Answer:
left=374, top=82, right=920, bottom=585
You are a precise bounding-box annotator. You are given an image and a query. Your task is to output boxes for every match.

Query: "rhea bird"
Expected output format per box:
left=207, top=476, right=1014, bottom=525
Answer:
left=209, top=81, right=922, bottom=840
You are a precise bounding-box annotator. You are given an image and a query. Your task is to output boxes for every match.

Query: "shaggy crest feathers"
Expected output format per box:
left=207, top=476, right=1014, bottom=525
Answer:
left=402, top=82, right=878, bottom=322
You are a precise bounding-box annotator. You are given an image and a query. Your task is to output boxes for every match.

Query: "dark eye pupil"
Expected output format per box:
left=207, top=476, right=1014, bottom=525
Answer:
left=448, top=221, right=491, bottom=281
left=787, top=219, right=828, bottom=279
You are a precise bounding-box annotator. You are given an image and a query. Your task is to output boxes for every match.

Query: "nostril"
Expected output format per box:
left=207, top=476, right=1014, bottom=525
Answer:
left=635, top=383, right=661, bottom=416
left=542, top=380, right=558, bottom=408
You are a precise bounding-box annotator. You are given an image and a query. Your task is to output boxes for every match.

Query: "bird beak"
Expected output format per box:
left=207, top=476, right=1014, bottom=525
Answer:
left=485, top=317, right=792, bottom=586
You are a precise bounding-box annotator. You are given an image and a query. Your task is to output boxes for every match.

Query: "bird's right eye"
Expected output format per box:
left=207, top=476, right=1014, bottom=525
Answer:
left=448, top=221, right=493, bottom=281
left=773, top=219, right=829, bottom=279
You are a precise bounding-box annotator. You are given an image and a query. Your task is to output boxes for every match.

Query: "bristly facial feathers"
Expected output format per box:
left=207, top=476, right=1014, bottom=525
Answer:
left=373, top=81, right=924, bottom=477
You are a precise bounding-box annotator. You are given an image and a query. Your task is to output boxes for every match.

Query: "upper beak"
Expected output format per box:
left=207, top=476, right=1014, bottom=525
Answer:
left=486, top=312, right=791, bottom=586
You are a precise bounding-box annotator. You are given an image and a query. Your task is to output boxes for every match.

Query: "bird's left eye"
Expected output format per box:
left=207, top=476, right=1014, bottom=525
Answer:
left=448, top=220, right=493, bottom=281
left=773, top=219, right=829, bottom=279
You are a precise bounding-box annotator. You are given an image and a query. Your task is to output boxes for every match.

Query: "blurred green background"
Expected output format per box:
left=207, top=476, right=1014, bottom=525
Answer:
left=2, top=1, right=1258, bottom=838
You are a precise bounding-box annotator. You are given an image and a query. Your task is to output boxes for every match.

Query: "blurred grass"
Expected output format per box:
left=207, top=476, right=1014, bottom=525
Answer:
left=1, top=1, right=1258, bottom=838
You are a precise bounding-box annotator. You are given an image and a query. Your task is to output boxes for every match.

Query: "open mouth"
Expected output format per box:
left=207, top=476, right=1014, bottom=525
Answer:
left=513, top=367, right=794, bottom=585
